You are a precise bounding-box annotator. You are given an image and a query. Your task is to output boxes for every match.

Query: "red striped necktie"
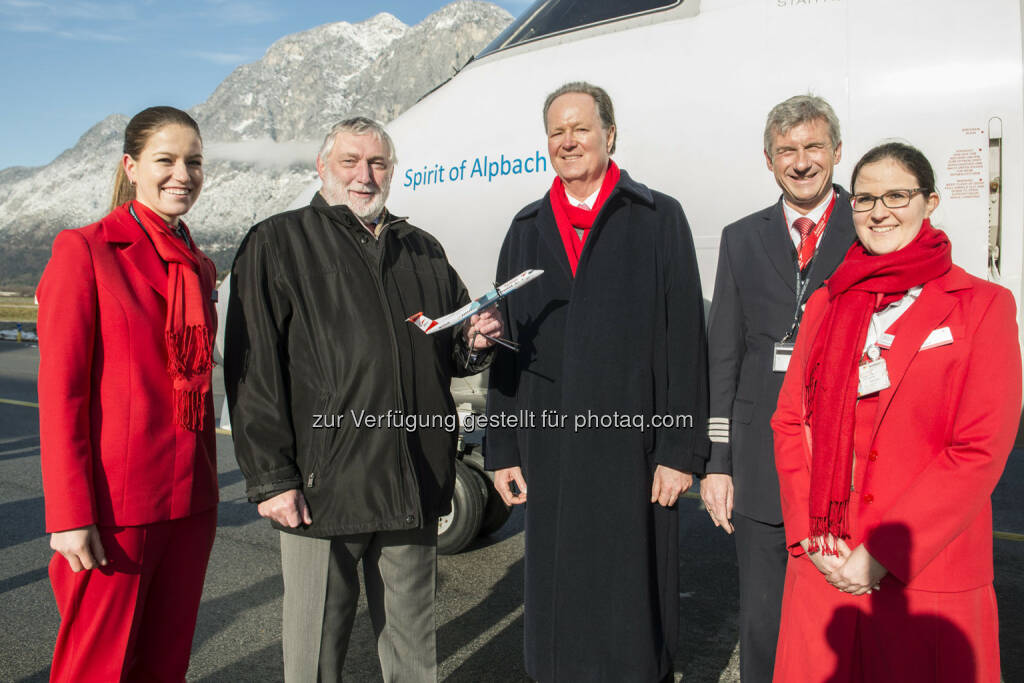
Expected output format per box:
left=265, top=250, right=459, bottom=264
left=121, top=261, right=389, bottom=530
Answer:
left=794, top=216, right=816, bottom=270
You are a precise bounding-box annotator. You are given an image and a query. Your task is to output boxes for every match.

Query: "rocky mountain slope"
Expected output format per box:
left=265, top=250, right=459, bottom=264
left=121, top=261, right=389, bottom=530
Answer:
left=0, top=1, right=511, bottom=287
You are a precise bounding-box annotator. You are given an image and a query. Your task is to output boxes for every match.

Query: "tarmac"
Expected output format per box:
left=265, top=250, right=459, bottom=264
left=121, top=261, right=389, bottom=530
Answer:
left=1, top=339, right=1021, bottom=682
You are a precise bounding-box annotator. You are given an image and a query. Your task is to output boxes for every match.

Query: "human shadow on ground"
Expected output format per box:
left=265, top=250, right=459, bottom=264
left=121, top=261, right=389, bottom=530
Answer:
left=0, top=433, right=40, bottom=462
left=0, top=496, right=45, bottom=550
left=191, top=574, right=282, bottom=654
left=440, top=558, right=528, bottom=682
left=817, top=524, right=983, bottom=682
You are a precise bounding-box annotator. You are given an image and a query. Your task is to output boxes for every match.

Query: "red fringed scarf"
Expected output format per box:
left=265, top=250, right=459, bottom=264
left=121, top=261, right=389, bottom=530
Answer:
left=804, top=220, right=951, bottom=553
left=548, top=161, right=621, bottom=276
left=123, top=201, right=217, bottom=431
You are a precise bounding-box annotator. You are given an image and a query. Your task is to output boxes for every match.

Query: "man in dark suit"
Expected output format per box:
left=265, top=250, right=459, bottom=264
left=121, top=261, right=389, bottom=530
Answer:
left=702, top=94, right=855, bottom=682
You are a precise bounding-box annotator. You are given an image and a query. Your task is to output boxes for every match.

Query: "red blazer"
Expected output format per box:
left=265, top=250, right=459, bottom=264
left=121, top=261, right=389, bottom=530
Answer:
left=37, top=208, right=219, bottom=533
left=772, top=265, right=1021, bottom=592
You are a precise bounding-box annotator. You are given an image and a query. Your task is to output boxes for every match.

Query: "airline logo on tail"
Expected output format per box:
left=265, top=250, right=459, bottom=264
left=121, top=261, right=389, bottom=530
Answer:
left=407, top=311, right=440, bottom=334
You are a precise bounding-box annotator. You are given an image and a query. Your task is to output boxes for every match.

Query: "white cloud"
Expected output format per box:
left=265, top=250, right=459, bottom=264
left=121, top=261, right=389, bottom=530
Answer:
left=1, top=0, right=48, bottom=9
left=205, top=139, right=319, bottom=169
left=0, top=0, right=134, bottom=39
left=8, top=21, right=126, bottom=41
left=191, top=50, right=251, bottom=66
left=54, top=27, right=127, bottom=41
left=8, top=21, right=48, bottom=32
left=199, top=0, right=278, bottom=25
left=60, top=1, right=126, bottom=20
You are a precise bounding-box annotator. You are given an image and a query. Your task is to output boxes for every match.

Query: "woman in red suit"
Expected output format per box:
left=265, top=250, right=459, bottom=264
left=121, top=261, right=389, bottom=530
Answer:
left=771, top=142, right=1021, bottom=683
left=37, top=106, right=219, bottom=682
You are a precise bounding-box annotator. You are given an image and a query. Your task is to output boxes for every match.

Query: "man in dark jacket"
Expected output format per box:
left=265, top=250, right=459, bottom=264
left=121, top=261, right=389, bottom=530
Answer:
left=485, top=82, right=709, bottom=683
left=702, top=95, right=855, bottom=682
left=224, top=117, right=501, bottom=682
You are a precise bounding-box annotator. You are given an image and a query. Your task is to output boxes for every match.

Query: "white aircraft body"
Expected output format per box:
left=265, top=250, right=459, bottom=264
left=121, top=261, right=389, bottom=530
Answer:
left=407, top=268, right=544, bottom=334
left=365, top=0, right=1024, bottom=327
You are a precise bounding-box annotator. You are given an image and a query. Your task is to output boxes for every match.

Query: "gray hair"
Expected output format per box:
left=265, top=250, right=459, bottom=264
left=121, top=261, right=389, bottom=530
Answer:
left=542, top=82, right=617, bottom=154
left=318, top=116, right=397, bottom=166
left=763, top=95, right=841, bottom=155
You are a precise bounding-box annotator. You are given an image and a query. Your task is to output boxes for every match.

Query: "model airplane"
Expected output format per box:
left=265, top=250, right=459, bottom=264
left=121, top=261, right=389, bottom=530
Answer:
left=406, top=268, right=543, bottom=349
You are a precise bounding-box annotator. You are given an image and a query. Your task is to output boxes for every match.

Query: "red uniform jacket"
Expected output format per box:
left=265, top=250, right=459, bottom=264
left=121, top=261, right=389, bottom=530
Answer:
left=37, top=208, right=219, bottom=532
left=772, top=265, right=1021, bottom=592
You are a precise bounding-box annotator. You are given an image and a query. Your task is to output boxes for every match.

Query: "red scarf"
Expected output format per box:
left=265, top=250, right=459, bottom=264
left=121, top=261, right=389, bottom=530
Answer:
left=548, top=161, right=621, bottom=276
left=804, top=220, right=951, bottom=553
left=123, top=201, right=217, bottom=431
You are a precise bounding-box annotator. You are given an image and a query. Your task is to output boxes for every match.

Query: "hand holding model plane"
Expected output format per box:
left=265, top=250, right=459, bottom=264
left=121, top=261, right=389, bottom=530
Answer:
left=465, top=308, right=504, bottom=349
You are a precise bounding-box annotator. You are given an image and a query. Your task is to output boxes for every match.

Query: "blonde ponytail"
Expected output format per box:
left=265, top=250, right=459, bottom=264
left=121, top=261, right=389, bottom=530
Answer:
left=109, top=159, right=135, bottom=212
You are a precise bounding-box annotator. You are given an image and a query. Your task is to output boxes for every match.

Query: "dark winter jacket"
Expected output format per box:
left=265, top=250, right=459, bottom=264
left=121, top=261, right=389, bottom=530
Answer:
left=225, top=193, right=490, bottom=537
left=485, top=170, right=709, bottom=683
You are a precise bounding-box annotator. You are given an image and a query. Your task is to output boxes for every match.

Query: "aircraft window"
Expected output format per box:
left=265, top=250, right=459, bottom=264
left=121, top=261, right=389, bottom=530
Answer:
left=479, top=0, right=681, bottom=58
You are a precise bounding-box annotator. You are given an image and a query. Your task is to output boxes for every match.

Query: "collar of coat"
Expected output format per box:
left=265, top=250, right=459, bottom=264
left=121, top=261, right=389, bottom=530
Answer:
left=98, top=204, right=173, bottom=300
left=308, top=191, right=412, bottom=237
left=511, top=168, right=654, bottom=222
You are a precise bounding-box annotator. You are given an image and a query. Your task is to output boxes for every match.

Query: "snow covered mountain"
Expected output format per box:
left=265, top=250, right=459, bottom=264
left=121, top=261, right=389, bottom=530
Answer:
left=0, top=1, right=512, bottom=287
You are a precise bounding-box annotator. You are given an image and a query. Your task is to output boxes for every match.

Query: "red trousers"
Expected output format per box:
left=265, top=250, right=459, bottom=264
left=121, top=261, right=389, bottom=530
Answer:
left=773, top=555, right=1000, bottom=683
left=48, top=508, right=216, bottom=683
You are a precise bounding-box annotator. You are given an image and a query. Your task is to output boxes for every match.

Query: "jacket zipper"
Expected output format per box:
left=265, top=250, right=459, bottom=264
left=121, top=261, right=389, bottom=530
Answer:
left=306, top=391, right=332, bottom=488
left=368, top=218, right=423, bottom=524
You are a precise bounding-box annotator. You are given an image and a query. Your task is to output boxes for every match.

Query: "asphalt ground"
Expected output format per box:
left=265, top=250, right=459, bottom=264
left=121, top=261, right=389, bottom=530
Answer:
left=0, top=338, right=1021, bottom=682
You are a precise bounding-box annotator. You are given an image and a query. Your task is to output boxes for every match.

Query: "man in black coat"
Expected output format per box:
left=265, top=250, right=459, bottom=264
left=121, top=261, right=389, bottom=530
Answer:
left=224, top=117, right=501, bottom=682
left=485, top=82, right=709, bottom=683
left=702, top=95, right=855, bottom=682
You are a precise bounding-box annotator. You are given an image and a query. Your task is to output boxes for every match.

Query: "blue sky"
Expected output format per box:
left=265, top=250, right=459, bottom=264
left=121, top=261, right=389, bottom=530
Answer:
left=0, top=0, right=526, bottom=169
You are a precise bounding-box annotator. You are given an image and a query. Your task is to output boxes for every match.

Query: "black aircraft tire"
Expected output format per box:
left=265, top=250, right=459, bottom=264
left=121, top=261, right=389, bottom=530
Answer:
left=475, top=468, right=512, bottom=536
left=437, top=459, right=485, bottom=555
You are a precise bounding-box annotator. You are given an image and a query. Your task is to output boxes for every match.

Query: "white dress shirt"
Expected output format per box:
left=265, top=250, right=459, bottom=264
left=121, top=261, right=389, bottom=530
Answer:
left=782, top=191, right=835, bottom=250
left=863, top=286, right=923, bottom=354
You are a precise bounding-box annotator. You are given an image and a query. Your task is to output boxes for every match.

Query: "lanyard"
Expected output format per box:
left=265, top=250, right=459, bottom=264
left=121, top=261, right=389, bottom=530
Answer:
left=781, top=262, right=810, bottom=342
left=128, top=202, right=194, bottom=252
left=781, top=192, right=836, bottom=342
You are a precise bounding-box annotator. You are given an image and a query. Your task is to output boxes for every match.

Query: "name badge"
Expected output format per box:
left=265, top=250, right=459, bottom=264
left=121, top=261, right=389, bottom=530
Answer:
left=858, top=358, right=890, bottom=396
left=773, top=342, right=794, bottom=373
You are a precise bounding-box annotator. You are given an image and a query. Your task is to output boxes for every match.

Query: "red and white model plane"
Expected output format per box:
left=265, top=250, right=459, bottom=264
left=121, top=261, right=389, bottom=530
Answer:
left=406, top=268, right=543, bottom=349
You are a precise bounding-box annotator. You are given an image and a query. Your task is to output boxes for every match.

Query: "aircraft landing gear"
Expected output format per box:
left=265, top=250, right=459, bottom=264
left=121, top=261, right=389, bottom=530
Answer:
left=436, top=434, right=512, bottom=555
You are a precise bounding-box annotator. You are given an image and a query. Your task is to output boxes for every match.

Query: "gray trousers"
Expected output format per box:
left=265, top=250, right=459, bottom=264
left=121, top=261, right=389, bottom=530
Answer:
left=279, top=524, right=438, bottom=683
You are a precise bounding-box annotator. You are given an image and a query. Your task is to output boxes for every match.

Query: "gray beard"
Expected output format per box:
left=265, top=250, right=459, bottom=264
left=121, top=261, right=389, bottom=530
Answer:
left=321, top=174, right=389, bottom=223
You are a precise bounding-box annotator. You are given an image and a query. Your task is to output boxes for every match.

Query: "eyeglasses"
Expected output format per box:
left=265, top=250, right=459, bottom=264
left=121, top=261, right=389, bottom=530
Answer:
left=850, top=189, right=927, bottom=212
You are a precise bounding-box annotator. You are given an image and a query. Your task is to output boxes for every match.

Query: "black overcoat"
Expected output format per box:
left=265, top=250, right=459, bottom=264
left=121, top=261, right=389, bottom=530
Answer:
left=485, top=170, right=709, bottom=683
left=225, top=196, right=490, bottom=538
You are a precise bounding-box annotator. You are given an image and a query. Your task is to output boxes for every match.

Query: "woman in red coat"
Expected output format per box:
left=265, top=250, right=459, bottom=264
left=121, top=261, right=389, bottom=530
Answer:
left=770, top=142, right=1021, bottom=682
left=37, top=106, right=219, bottom=682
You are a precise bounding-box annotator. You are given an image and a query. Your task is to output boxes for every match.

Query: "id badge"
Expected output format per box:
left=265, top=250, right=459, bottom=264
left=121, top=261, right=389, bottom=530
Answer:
left=857, top=358, right=890, bottom=396
left=773, top=342, right=794, bottom=373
